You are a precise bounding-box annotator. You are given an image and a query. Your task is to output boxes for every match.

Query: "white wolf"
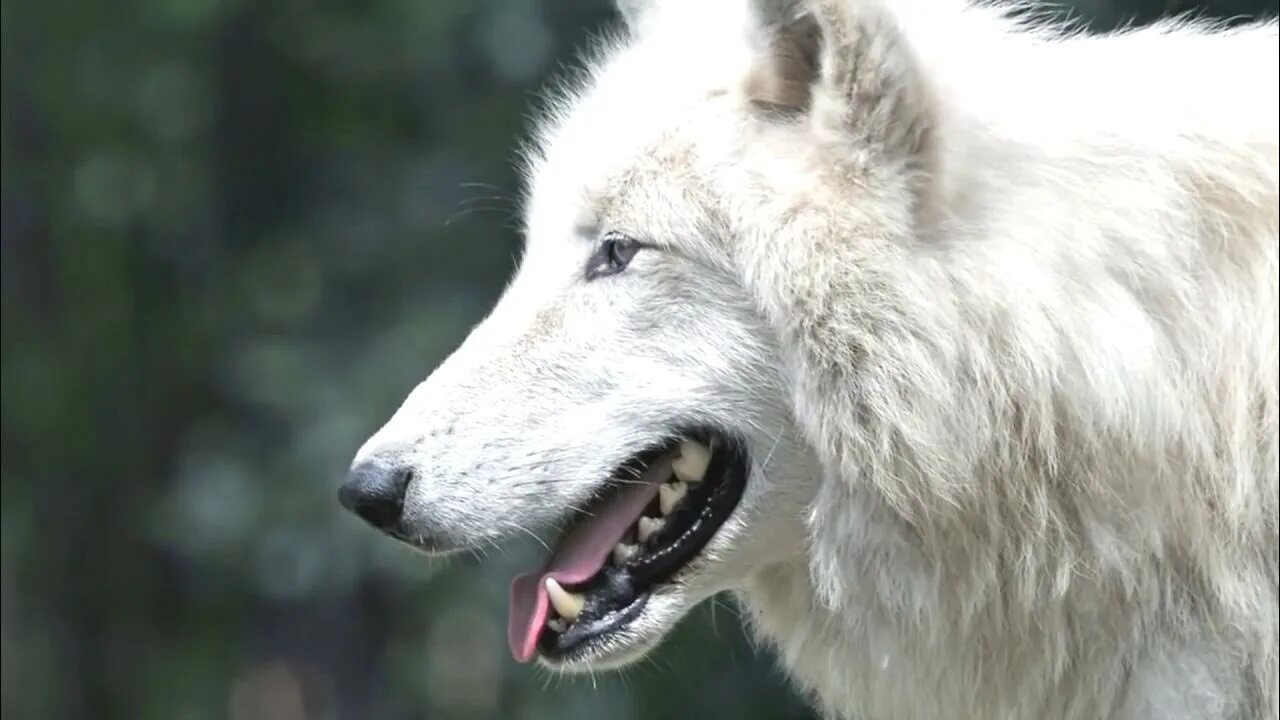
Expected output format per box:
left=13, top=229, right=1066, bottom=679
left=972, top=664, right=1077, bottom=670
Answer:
left=340, top=0, right=1279, bottom=717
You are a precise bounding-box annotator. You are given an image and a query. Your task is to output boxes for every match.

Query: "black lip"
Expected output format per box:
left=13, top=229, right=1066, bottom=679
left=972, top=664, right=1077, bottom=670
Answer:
left=548, top=569, right=649, bottom=654
left=538, top=431, right=750, bottom=660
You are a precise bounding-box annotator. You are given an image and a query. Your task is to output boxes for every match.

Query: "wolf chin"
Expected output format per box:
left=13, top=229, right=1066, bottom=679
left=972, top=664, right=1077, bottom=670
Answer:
left=340, top=1, right=1279, bottom=718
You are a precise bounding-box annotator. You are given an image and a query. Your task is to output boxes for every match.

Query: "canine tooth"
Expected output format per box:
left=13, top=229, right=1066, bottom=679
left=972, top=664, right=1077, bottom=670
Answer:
left=612, top=543, right=638, bottom=564
left=544, top=578, right=585, bottom=621
left=673, top=440, right=711, bottom=483
left=547, top=618, right=567, bottom=633
left=637, top=516, right=665, bottom=543
left=658, top=480, right=687, bottom=515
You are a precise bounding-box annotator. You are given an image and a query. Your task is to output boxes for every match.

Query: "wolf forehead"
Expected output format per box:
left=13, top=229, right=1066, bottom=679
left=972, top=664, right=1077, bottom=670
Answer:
left=519, top=6, right=765, bottom=243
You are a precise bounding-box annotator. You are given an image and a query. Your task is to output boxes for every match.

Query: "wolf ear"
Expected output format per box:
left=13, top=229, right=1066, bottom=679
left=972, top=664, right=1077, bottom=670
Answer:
left=742, top=1, right=822, bottom=112
left=745, top=0, right=932, bottom=163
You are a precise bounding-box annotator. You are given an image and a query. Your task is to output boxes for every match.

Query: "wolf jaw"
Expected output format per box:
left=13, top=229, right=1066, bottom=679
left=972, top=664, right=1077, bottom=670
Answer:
left=508, top=432, right=749, bottom=664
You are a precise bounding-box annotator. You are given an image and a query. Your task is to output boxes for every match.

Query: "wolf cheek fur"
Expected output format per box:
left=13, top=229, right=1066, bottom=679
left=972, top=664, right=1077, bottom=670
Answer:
left=345, top=0, right=1279, bottom=718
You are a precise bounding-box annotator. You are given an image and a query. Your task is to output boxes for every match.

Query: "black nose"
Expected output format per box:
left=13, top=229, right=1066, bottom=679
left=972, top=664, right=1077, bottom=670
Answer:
left=339, top=461, right=412, bottom=532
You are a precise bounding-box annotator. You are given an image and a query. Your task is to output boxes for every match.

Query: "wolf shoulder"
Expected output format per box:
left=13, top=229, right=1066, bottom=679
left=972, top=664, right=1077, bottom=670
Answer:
left=914, top=13, right=1278, bottom=275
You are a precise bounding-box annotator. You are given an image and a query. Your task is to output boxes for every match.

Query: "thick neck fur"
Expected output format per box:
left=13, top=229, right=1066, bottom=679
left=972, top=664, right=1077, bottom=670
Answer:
left=720, top=7, right=1276, bottom=719
left=729, top=109, right=1276, bottom=720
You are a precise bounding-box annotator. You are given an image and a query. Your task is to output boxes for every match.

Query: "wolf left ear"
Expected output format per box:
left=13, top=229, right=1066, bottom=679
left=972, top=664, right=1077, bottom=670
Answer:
left=745, top=0, right=932, bottom=163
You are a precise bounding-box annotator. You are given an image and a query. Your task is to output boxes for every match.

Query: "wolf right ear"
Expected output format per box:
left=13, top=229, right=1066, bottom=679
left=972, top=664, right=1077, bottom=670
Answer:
left=745, top=0, right=932, bottom=164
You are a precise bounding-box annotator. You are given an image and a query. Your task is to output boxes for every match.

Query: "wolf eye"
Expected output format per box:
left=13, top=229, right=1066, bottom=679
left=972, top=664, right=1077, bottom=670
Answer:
left=586, top=233, right=642, bottom=279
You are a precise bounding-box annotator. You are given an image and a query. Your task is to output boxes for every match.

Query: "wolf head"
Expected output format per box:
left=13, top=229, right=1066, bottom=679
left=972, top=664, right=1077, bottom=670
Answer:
left=342, top=0, right=929, bottom=670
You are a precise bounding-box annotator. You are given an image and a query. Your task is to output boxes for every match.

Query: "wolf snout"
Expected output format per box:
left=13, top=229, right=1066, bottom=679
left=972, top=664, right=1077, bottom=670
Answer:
left=338, top=458, right=412, bottom=533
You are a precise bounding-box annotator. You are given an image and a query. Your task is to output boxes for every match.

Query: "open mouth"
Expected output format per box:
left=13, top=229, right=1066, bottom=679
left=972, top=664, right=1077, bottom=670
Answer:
left=507, top=430, right=749, bottom=663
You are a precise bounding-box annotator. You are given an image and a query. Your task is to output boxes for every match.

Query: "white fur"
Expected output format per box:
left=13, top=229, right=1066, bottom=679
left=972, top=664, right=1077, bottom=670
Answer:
left=352, top=1, right=1278, bottom=718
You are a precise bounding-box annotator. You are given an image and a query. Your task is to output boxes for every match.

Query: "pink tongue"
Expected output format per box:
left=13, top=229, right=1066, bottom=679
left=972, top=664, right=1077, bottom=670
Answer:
left=507, top=460, right=668, bottom=662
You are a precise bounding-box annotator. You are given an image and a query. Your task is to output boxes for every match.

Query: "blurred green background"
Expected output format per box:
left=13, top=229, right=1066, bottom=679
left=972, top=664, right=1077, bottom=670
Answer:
left=1, top=0, right=1275, bottom=718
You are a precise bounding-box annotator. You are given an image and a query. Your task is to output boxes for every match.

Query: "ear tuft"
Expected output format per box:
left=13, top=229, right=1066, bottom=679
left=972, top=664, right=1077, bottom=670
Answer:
left=744, top=8, right=822, bottom=112
left=746, top=0, right=933, bottom=164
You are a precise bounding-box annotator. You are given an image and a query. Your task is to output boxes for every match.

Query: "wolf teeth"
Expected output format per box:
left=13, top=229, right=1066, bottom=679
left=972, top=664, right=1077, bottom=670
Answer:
left=637, top=516, right=664, bottom=543
left=544, top=578, right=585, bottom=621
left=658, top=480, right=687, bottom=515
left=672, top=440, right=710, bottom=483
left=546, top=618, right=567, bottom=633
left=612, top=542, right=638, bottom=564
